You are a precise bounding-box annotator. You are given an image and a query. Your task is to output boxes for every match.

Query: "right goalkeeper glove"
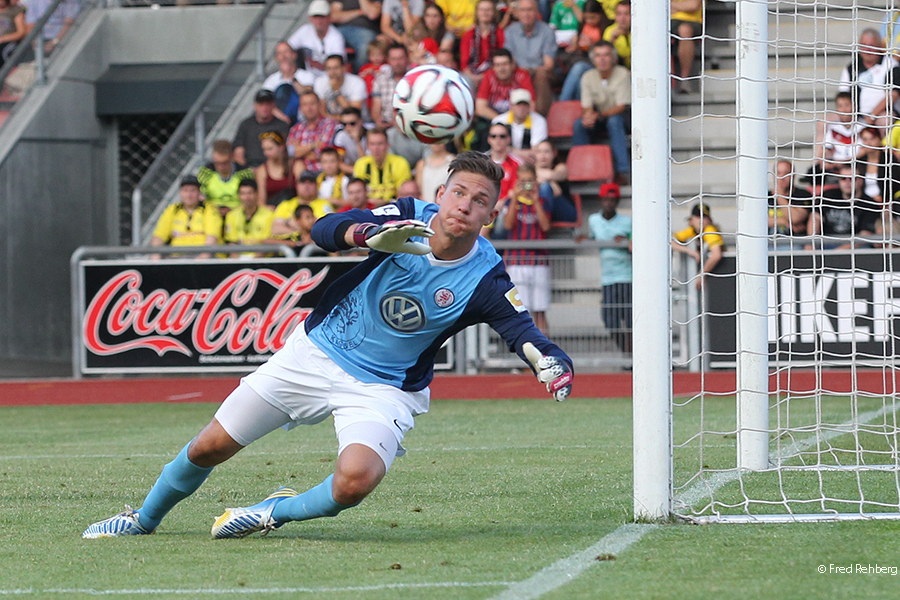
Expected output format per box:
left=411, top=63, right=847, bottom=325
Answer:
left=523, top=342, right=573, bottom=402
left=352, top=220, right=434, bottom=255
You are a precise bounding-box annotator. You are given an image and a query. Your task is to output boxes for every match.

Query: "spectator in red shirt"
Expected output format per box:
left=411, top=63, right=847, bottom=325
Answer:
left=338, top=177, right=377, bottom=212
left=489, top=123, right=521, bottom=196
left=460, top=0, right=505, bottom=91
left=473, top=48, right=534, bottom=150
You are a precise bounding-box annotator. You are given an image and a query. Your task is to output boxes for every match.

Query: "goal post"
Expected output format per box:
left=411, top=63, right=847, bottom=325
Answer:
left=632, top=0, right=900, bottom=523
left=630, top=0, right=673, bottom=521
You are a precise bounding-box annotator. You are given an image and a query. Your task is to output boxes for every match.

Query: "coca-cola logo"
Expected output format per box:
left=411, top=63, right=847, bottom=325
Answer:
left=83, top=267, right=329, bottom=357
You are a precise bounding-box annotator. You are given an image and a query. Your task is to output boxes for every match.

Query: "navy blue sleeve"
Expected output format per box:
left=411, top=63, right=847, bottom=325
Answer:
left=465, top=263, right=573, bottom=373
left=312, top=197, right=420, bottom=251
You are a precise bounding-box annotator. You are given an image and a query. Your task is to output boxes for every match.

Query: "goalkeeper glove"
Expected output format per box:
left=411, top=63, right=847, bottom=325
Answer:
left=352, top=220, right=434, bottom=255
left=523, top=342, right=573, bottom=402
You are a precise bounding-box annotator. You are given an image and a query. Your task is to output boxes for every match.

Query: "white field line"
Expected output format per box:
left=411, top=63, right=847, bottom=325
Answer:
left=0, top=582, right=510, bottom=596
left=678, top=405, right=900, bottom=509
left=486, top=524, right=659, bottom=600
left=0, top=443, right=671, bottom=461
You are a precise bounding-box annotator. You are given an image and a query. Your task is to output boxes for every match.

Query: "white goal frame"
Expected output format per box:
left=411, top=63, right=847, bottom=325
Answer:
left=631, top=0, right=900, bottom=523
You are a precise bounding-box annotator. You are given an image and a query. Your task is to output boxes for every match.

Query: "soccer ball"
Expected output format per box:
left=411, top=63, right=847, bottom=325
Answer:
left=392, top=65, right=475, bottom=144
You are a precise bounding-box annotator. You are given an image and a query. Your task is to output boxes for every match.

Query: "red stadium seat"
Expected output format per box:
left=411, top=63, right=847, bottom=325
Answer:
left=567, top=144, right=614, bottom=183
left=554, top=144, right=615, bottom=229
left=546, top=100, right=582, bottom=149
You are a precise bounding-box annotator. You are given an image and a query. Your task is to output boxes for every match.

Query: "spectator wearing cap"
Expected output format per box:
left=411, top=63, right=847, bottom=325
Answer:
left=196, top=140, right=256, bottom=218
left=288, top=90, right=340, bottom=174
left=587, top=182, right=632, bottom=355
left=330, top=0, right=383, bottom=73
left=233, top=89, right=292, bottom=168
left=503, top=0, right=557, bottom=116
left=262, top=41, right=316, bottom=125
left=150, top=176, right=220, bottom=255
left=672, top=203, right=724, bottom=290
left=271, top=170, right=336, bottom=241
left=491, top=88, right=548, bottom=164
left=288, top=0, right=347, bottom=78
left=573, top=40, right=631, bottom=184
left=352, top=127, right=412, bottom=206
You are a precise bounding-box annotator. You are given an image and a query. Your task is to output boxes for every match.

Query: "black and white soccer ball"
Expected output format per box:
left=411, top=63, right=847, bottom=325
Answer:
left=392, top=65, right=475, bottom=144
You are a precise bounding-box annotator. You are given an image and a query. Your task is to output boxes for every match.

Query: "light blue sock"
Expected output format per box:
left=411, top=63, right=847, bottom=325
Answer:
left=271, top=474, right=356, bottom=523
left=137, top=442, right=213, bottom=531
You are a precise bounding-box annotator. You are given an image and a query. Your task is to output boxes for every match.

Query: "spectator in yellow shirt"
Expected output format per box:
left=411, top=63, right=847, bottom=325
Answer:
left=151, top=176, right=220, bottom=257
left=219, top=180, right=275, bottom=257
left=435, top=0, right=474, bottom=38
left=352, top=128, right=412, bottom=206
left=603, top=0, right=631, bottom=68
left=672, top=203, right=723, bottom=290
left=671, top=0, right=703, bottom=94
left=271, top=171, right=335, bottom=241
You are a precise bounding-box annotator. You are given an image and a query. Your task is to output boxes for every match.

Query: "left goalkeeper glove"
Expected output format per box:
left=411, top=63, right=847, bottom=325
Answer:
left=522, top=342, right=573, bottom=402
left=352, top=220, right=434, bottom=255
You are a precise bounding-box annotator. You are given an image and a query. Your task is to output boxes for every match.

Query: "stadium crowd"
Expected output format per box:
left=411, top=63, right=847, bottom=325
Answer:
left=140, top=0, right=701, bottom=349
left=767, top=26, right=900, bottom=250
left=148, top=0, right=654, bottom=255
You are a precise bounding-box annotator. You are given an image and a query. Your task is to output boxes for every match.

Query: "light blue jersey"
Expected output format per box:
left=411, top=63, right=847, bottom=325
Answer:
left=309, top=197, right=571, bottom=391
left=588, top=212, right=633, bottom=286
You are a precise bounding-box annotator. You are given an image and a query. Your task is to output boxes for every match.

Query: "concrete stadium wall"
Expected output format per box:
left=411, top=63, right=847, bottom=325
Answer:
left=0, top=5, right=268, bottom=363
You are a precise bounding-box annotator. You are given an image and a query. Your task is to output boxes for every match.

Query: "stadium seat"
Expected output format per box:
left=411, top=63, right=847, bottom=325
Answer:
left=546, top=100, right=582, bottom=149
left=555, top=144, right=615, bottom=229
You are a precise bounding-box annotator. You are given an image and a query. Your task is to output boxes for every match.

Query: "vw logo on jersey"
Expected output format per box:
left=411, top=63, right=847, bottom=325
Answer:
left=434, top=288, right=455, bottom=308
left=380, top=293, right=425, bottom=332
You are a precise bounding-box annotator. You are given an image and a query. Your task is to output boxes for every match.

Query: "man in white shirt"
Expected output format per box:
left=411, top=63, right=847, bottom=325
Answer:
left=263, top=41, right=317, bottom=124
left=838, top=28, right=898, bottom=129
left=288, top=0, right=348, bottom=78
left=491, top=89, right=548, bottom=164
left=314, top=54, right=369, bottom=119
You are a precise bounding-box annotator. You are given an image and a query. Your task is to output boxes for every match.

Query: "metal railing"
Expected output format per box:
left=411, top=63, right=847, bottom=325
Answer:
left=130, top=0, right=294, bottom=245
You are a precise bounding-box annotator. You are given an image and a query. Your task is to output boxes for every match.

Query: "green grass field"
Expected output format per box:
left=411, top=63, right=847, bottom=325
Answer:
left=2, top=397, right=900, bottom=599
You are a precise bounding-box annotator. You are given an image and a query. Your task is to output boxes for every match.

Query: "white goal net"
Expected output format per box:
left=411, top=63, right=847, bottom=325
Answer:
left=632, top=0, right=900, bottom=523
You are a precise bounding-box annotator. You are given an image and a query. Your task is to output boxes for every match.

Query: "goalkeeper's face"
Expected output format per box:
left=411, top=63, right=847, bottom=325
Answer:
left=435, top=172, right=500, bottom=242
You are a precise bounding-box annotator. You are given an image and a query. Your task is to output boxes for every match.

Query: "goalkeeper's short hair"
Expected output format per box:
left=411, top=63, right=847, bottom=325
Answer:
left=446, top=151, right=504, bottom=204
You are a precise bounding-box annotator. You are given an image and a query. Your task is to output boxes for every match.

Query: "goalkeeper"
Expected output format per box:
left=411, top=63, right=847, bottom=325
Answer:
left=83, top=151, right=573, bottom=540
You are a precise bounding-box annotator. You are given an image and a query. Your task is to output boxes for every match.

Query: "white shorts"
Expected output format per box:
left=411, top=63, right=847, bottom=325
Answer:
left=506, top=264, right=551, bottom=312
left=215, top=326, right=430, bottom=469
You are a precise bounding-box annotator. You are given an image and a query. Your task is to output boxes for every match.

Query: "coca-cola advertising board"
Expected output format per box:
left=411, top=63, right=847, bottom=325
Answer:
left=76, top=258, right=361, bottom=375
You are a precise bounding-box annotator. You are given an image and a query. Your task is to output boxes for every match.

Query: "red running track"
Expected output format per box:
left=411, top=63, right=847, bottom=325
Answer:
left=0, top=370, right=897, bottom=406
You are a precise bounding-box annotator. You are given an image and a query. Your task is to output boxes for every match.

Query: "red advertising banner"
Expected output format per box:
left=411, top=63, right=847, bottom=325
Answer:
left=77, top=258, right=361, bottom=374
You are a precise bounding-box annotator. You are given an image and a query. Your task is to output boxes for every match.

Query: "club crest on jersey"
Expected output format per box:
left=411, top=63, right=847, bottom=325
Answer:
left=380, top=293, right=425, bottom=332
left=506, top=287, right=526, bottom=312
left=433, top=288, right=455, bottom=308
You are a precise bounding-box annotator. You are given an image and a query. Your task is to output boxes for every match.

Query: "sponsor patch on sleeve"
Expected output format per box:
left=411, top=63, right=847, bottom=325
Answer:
left=372, top=205, right=401, bottom=217
left=506, top=287, right=526, bottom=312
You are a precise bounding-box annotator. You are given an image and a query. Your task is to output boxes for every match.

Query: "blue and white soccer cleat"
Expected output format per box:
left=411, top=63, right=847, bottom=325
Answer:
left=211, top=487, right=298, bottom=539
left=82, top=506, right=151, bottom=539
